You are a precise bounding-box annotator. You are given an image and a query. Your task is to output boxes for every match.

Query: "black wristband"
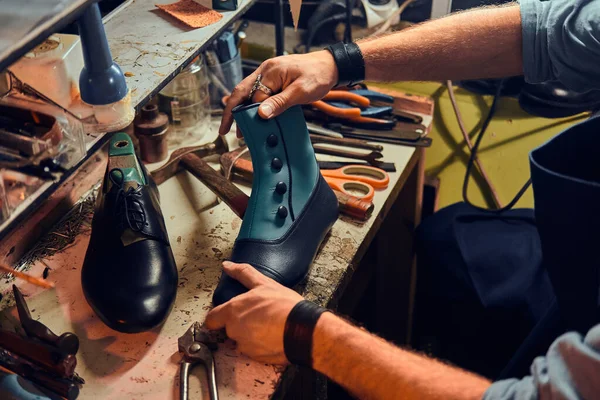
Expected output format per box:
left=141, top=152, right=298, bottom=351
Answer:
left=283, top=300, right=328, bottom=367
left=325, top=42, right=365, bottom=87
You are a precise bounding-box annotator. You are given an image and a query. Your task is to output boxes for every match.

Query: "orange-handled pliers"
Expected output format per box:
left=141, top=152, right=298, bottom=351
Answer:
left=321, top=165, right=390, bottom=202
left=309, top=91, right=395, bottom=129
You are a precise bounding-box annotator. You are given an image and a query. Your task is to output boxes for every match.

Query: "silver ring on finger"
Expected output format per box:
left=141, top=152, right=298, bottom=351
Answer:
left=248, top=74, right=274, bottom=101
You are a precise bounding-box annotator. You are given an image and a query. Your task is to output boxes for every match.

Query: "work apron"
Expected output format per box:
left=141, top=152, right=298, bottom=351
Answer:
left=414, top=116, right=600, bottom=379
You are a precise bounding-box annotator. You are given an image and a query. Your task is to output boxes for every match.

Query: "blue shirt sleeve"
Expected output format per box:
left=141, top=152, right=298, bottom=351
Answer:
left=483, top=324, right=600, bottom=399
left=520, top=0, right=600, bottom=91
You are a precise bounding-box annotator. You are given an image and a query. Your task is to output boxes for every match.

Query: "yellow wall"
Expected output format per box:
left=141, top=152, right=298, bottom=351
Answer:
left=371, top=82, right=588, bottom=210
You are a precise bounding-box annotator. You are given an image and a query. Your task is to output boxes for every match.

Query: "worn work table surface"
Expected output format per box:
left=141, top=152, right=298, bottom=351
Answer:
left=0, top=123, right=417, bottom=399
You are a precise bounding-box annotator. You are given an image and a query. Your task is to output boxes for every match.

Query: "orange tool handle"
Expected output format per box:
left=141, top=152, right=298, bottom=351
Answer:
left=324, top=177, right=375, bottom=202
left=321, top=165, right=389, bottom=189
left=323, top=91, right=371, bottom=107
left=310, top=101, right=362, bottom=118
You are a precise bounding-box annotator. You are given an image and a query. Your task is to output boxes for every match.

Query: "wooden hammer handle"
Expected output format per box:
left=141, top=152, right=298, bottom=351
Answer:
left=229, top=157, right=373, bottom=221
left=180, top=154, right=248, bottom=219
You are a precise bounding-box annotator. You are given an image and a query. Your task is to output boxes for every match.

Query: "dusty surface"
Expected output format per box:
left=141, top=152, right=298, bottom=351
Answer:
left=105, top=0, right=256, bottom=107
left=0, top=123, right=416, bottom=398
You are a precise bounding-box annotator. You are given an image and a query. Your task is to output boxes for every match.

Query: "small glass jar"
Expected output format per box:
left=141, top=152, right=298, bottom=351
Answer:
left=158, top=56, right=211, bottom=146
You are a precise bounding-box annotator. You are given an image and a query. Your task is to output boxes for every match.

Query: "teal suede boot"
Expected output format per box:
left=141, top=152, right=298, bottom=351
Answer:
left=213, top=104, right=338, bottom=305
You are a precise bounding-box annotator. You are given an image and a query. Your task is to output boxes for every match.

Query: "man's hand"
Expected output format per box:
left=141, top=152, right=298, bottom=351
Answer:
left=204, top=261, right=304, bottom=364
left=218, top=51, right=338, bottom=136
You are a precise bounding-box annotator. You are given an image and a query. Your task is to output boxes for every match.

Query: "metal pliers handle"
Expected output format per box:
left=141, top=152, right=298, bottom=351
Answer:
left=178, top=323, right=219, bottom=400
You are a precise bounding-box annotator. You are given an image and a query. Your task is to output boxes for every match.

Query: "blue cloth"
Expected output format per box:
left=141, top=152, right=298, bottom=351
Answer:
left=520, top=0, right=600, bottom=92
left=484, top=325, right=600, bottom=399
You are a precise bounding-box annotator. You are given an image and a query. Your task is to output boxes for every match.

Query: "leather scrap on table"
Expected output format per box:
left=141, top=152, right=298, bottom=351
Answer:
left=156, top=0, right=223, bottom=29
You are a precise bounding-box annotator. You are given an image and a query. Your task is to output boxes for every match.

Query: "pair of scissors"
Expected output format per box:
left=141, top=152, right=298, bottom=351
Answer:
left=321, top=165, right=390, bottom=202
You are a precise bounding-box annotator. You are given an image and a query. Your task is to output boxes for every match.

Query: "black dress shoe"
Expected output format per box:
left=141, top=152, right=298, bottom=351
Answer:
left=81, top=133, right=177, bottom=333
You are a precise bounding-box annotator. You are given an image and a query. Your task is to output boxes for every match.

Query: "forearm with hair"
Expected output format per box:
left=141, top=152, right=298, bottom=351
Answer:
left=358, top=4, right=523, bottom=82
left=312, top=313, right=491, bottom=400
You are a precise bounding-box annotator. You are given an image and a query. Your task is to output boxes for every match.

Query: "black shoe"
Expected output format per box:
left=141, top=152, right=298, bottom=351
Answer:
left=82, top=133, right=177, bottom=333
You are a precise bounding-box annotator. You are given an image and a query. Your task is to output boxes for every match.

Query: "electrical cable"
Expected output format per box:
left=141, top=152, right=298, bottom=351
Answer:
left=303, top=14, right=347, bottom=53
left=370, top=0, right=415, bottom=37
left=446, top=80, right=502, bottom=208
left=462, top=79, right=532, bottom=213
left=344, top=0, right=353, bottom=42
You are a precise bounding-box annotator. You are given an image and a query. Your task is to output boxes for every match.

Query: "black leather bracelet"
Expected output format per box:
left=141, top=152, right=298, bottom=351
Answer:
left=325, top=42, right=365, bottom=87
left=283, top=300, right=329, bottom=367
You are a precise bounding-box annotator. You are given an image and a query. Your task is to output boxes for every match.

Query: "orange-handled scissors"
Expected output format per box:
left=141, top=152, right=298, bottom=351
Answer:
left=321, top=165, right=390, bottom=202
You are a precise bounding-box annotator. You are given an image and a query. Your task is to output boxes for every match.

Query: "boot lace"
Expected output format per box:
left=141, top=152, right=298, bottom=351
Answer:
left=109, top=168, right=147, bottom=232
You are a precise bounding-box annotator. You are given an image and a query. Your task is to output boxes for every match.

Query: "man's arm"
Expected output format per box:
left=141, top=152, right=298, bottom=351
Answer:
left=359, top=5, right=522, bottom=83
left=313, top=312, right=491, bottom=400
left=219, top=4, right=523, bottom=134
left=205, top=262, right=492, bottom=399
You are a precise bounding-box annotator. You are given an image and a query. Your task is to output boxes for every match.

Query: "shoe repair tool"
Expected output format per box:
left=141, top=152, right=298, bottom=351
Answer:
left=324, top=123, right=432, bottom=147
left=0, top=347, right=81, bottom=400
left=151, top=141, right=248, bottom=219
left=134, top=104, right=170, bottom=163
left=309, top=134, right=383, bottom=152
left=346, top=89, right=424, bottom=124
left=13, top=285, right=79, bottom=356
left=306, top=122, right=344, bottom=138
left=219, top=150, right=374, bottom=220
left=180, top=153, right=248, bottom=219
left=318, top=160, right=396, bottom=172
left=308, top=90, right=396, bottom=130
left=326, top=122, right=426, bottom=139
left=312, top=145, right=384, bottom=166
left=178, top=322, right=218, bottom=400
left=0, top=263, right=54, bottom=289
left=321, top=165, right=390, bottom=202
left=152, top=136, right=229, bottom=185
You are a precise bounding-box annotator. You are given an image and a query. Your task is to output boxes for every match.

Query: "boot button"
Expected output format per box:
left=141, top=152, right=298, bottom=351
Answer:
left=271, top=158, right=283, bottom=170
left=267, top=134, right=278, bottom=147
left=277, top=206, right=288, bottom=219
left=275, top=182, right=287, bottom=194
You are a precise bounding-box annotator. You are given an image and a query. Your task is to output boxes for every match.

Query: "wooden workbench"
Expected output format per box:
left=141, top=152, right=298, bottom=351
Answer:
left=0, top=114, right=425, bottom=399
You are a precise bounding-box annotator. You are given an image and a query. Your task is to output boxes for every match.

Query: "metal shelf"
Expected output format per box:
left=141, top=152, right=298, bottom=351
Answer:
left=0, top=0, right=97, bottom=72
left=0, top=0, right=258, bottom=240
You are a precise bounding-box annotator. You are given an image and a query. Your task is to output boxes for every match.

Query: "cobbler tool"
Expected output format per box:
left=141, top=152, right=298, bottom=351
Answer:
left=178, top=322, right=218, bottom=400
left=307, top=90, right=396, bottom=130
left=321, top=165, right=390, bottom=202
left=306, top=122, right=344, bottom=138
left=318, top=160, right=396, bottom=172
left=312, top=145, right=384, bottom=166
left=0, top=286, right=83, bottom=399
left=309, top=134, right=383, bottom=152
left=13, top=285, right=79, bottom=356
left=151, top=136, right=229, bottom=185
left=151, top=139, right=248, bottom=219
left=220, top=149, right=375, bottom=220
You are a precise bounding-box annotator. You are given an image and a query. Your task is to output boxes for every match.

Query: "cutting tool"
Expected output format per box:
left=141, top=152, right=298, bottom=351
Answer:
left=178, top=322, right=219, bottom=400
left=308, top=90, right=396, bottom=129
left=321, top=165, right=389, bottom=202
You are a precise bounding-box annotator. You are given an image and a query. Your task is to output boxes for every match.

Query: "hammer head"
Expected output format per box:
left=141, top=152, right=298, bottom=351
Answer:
left=151, top=136, right=229, bottom=185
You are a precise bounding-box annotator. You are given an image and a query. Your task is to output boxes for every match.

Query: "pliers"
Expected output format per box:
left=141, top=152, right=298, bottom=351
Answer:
left=178, top=322, right=219, bottom=400
left=308, top=90, right=396, bottom=130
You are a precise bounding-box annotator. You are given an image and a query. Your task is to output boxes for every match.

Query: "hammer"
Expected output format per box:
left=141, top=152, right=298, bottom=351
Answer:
left=151, top=137, right=248, bottom=218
